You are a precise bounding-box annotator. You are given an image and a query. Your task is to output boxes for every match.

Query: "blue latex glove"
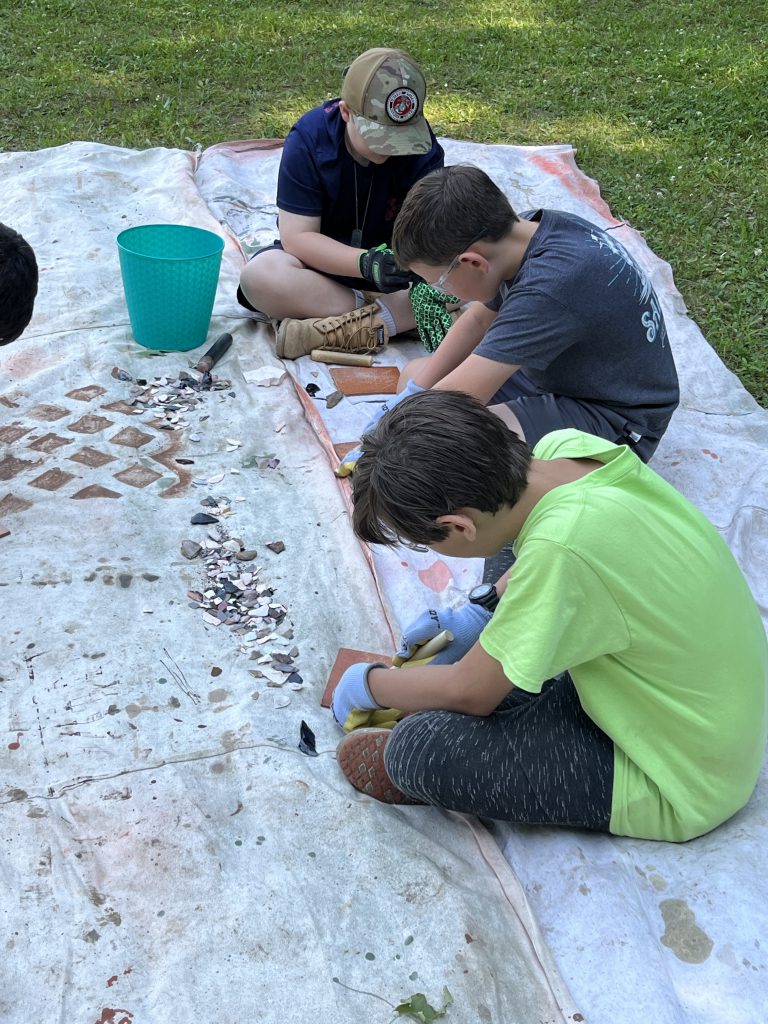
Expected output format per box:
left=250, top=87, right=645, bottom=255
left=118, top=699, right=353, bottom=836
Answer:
left=331, top=660, right=388, bottom=730
left=335, top=379, right=424, bottom=477
left=397, top=604, right=492, bottom=665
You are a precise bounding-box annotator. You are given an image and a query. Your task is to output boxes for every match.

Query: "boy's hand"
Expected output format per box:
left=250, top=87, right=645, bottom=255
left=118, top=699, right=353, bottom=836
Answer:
left=331, top=661, right=388, bottom=730
left=335, top=379, right=424, bottom=477
left=409, top=282, right=460, bottom=353
left=358, top=244, right=415, bottom=293
left=397, top=604, right=492, bottom=665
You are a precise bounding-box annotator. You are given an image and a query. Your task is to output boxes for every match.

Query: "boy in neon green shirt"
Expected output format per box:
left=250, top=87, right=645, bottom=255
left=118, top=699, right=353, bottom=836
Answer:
left=332, top=391, right=767, bottom=841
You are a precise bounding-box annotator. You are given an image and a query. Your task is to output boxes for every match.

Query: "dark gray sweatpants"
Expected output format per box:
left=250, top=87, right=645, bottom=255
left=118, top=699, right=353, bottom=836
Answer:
left=384, top=673, right=615, bottom=831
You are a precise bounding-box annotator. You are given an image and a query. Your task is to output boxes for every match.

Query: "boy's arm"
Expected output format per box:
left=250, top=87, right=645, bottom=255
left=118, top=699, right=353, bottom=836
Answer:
left=407, top=301, right=498, bottom=388
left=278, top=210, right=364, bottom=279
left=367, top=638, right=514, bottom=718
left=434, top=351, right=520, bottom=404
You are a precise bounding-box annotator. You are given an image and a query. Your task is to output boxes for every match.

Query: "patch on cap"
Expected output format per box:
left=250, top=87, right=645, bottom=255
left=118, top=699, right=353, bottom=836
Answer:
left=386, top=87, right=419, bottom=123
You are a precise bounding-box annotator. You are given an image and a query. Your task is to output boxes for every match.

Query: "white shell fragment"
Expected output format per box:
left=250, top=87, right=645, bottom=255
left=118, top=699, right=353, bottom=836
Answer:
left=243, top=366, right=287, bottom=387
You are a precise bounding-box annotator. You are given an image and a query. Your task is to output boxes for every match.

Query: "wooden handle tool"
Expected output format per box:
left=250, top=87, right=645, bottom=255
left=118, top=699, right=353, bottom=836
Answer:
left=311, top=349, right=375, bottom=367
left=392, top=629, right=454, bottom=668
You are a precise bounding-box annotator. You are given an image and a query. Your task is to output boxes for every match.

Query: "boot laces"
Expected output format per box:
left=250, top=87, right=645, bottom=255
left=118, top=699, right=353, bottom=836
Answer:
left=317, top=306, right=383, bottom=352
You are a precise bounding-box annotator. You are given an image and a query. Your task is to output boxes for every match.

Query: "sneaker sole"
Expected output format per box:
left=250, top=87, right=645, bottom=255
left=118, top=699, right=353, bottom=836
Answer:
left=336, top=728, right=423, bottom=805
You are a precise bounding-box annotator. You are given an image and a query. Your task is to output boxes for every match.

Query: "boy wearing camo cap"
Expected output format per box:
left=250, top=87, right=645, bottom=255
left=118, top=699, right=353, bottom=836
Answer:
left=237, top=48, right=446, bottom=358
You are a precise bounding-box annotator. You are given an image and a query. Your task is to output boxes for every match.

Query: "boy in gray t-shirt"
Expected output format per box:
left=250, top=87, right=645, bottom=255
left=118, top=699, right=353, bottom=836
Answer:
left=390, top=165, right=679, bottom=462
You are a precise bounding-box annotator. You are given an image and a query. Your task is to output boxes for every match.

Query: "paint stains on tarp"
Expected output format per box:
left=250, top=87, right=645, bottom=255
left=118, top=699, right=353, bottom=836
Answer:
left=702, top=448, right=720, bottom=459
left=95, top=1009, right=134, bottom=1024
left=99, top=908, right=122, bottom=927
left=659, top=898, right=713, bottom=963
left=417, top=559, right=453, bottom=593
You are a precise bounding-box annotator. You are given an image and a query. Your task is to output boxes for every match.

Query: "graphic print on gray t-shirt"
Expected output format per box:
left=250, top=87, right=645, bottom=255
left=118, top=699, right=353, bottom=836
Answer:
left=477, top=210, right=679, bottom=437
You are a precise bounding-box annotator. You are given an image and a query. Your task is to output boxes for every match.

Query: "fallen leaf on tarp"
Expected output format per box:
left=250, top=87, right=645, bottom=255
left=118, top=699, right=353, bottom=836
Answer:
left=395, top=988, right=453, bottom=1022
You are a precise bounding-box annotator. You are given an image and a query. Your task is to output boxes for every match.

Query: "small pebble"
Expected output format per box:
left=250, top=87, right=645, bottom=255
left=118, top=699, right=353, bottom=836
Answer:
left=266, top=541, right=285, bottom=554
left=235, top=549, right=257, bottom=561
left=191, top=512, right=219, bottom=525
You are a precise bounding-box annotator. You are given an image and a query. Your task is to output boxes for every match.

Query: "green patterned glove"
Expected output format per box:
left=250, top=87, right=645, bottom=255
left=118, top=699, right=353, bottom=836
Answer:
left=409, top=282, right=460, bottom=353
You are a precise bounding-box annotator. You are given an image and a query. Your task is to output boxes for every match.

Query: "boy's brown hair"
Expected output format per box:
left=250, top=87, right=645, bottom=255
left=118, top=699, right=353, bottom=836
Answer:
left=352, top=390, right=532, bottom=548
left=392, top=164, right=519, bottom=268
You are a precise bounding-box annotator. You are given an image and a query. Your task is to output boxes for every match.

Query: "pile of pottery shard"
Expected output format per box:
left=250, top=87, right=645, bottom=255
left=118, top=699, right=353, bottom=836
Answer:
left=182, top=496, right=301, bottom=706
left=111, top=365, right=233, bottom=431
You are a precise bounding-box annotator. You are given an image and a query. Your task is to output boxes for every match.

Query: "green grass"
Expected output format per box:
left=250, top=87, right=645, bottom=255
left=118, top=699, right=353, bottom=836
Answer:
left=2, top=0, right=766, bottom=403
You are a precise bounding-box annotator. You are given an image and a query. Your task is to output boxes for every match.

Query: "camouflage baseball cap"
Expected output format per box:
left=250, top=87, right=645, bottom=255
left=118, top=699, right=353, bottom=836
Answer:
left=341, top=48, right=432, bottom=157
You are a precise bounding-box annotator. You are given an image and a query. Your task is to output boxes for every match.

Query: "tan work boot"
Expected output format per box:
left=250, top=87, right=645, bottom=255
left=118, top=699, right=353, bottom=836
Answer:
left=275, top=303, right=389, bottom=360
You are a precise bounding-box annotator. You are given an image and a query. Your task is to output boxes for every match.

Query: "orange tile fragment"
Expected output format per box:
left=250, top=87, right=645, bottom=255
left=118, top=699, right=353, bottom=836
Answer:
left=329, top=366, right=399, bottom=396
left=321, top=647, right=392, bottom=708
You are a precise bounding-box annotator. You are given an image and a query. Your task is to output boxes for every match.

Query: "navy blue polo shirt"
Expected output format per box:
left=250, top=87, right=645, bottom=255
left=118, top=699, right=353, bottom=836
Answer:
left=276, top=100, right=444, bottom=249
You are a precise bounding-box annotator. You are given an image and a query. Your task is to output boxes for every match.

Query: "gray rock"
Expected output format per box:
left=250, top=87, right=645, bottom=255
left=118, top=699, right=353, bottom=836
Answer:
left=181, top=539, right=202, bottom=559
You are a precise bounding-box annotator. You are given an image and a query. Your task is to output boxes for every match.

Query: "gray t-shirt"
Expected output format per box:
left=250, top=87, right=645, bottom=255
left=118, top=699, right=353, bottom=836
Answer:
left=478, top=210, right=679, bottom=437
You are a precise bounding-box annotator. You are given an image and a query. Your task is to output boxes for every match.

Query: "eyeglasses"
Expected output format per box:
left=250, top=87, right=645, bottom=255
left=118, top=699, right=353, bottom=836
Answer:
left=430, top=253, right=462, bottom=295
left=429, top=228, right=487, bottom=294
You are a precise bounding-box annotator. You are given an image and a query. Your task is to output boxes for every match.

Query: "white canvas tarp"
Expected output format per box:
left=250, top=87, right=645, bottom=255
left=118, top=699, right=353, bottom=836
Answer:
left=1, top=141, right=580, bottom=1024
left=2, top=135, right=766, bottom=1024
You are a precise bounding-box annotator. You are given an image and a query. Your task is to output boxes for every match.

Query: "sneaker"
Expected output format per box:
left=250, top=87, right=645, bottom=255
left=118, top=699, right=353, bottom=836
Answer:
left=275, top=303, right=389, bottom=360
left=336, top=727, right=424, bottom=805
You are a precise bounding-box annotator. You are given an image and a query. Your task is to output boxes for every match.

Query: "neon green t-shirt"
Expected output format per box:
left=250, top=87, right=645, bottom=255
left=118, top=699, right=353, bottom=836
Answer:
left=480, top=429, right=768, bottom=842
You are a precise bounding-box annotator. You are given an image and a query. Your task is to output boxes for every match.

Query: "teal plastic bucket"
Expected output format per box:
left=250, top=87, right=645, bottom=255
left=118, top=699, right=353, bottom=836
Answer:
left=117, top=224, right=224, bottom=351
